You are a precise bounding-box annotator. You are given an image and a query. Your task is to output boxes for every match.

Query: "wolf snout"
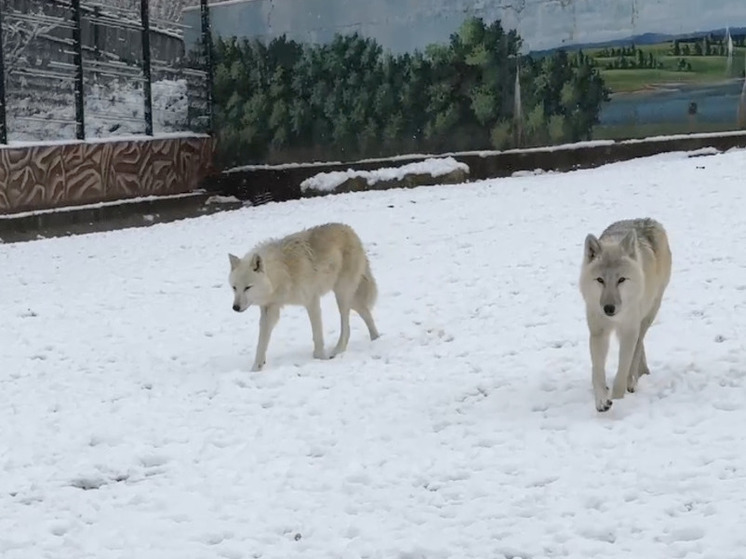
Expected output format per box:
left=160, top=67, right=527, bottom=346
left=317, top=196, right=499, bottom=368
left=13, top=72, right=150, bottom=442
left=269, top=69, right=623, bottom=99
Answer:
left=232, top=304, right=241, bottom=312
left=603, top=304, right=616, bottom=316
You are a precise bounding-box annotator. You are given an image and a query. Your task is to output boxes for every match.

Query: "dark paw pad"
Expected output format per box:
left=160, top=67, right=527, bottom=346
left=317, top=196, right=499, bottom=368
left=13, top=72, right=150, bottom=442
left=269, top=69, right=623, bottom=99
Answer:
left=627, top=386, right=636, bottom=393
left=596, top=400, right=613, bottom=412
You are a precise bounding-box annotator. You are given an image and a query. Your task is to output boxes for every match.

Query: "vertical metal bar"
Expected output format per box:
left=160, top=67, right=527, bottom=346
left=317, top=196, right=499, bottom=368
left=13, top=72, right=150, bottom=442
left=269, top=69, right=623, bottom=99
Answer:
left=200, top=0, right=214, bottom=133
left=71, top=0, right=85, bottom=140
left=141, top=0, right=153, bottom=135
left=93, top=5, right=101, bottom=58
left=0, top=2, right=7, bottom=144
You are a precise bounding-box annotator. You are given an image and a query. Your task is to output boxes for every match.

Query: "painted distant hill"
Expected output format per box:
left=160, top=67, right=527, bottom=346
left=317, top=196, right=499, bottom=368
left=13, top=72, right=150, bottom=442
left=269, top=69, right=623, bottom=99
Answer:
left=530, top=27, right=746, bottom=56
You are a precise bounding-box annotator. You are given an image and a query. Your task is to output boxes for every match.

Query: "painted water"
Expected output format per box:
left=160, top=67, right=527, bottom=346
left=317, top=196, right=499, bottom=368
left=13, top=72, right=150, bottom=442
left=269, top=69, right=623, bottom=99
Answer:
left=600, top=80, right=745, bottom=126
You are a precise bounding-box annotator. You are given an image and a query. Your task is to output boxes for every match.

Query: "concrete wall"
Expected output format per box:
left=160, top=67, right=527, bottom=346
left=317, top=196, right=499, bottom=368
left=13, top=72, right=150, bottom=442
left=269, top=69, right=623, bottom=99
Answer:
left=188, top=0, right=746, bottom=167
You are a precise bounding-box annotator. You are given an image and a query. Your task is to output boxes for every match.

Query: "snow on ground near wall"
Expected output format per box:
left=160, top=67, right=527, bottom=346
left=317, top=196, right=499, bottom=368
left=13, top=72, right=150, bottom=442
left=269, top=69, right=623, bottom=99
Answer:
left=300, top=156, right=470, bottom=193
left=3, top=149, right=746, bottom=558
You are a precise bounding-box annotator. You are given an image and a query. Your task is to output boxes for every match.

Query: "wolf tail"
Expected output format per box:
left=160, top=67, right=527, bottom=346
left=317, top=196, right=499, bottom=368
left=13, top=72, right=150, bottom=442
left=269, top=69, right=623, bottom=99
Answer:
left=354, top=257, right=378, bottom=309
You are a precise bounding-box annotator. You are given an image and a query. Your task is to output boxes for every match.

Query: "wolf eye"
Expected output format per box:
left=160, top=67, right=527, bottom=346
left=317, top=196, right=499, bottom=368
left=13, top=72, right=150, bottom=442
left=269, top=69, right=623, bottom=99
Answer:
left=595, top=277, right=604, bottom=285
left=618, top=277, right=627, bottom=285
left=244, top=286, right=251, bottom=292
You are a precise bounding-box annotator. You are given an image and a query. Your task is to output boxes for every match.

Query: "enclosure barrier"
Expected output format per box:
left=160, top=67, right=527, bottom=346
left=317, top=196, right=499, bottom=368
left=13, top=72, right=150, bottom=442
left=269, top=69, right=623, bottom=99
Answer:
left=0, top=0, right=213, bottom=142
left=0, top=134, right=216, bottom=213
left=0, top=0, right=216, bottom=214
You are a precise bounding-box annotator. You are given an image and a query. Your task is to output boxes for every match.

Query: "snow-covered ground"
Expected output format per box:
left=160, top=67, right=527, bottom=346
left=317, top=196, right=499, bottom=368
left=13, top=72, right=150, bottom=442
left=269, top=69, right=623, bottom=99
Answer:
left=3, top=149, right=746, bottom=558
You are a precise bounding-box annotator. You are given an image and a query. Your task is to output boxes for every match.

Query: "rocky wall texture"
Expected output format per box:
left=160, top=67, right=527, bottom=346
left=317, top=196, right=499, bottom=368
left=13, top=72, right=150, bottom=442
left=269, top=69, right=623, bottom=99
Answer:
left=0, top=135, right=215, bottom=214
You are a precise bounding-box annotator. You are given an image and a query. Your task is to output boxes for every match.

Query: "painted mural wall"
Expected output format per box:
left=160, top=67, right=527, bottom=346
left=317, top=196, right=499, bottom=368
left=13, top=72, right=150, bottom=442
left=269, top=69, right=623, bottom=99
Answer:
left=184, top=0, right=746, bottom=168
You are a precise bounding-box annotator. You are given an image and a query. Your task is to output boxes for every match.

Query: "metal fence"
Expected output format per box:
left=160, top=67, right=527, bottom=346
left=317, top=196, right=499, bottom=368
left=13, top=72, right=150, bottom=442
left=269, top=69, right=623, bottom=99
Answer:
left=0, top=0, right=213, bottom=144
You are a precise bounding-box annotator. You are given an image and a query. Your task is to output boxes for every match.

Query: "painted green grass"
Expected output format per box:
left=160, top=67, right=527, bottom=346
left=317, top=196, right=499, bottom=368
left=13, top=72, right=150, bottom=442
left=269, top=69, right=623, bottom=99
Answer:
left=583, top=42, right=746, bottom=93
left=592, top=121, right=740, bottom=141
left=601, top=69, right=719, bottom=92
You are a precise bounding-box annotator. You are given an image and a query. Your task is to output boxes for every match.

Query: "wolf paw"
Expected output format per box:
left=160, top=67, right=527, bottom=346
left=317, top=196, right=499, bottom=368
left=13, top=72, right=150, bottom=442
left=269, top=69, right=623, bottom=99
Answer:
left=251, top=361, right=265, bottom=372
left=627, top=376, right=639, bottom=393
left=313, top=349, right=328, bottom=360
left=594, top=385, right=612, bottom=412
left=596, top=398, right=613, bottom=412
left=328, top=346, right=347, bottom=359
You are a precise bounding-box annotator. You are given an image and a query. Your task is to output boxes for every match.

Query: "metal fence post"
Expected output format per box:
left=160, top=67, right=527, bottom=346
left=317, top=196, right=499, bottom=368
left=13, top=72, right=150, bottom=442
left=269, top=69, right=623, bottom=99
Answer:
left=71, top=0, right=85, bottom=140
left=140, top=0, right=153, bottom=135
left=200, top=0, right=214, bottom=133
left=93, top=5, right=101, bottom=57
left=0, top=3, right=7, bottom=145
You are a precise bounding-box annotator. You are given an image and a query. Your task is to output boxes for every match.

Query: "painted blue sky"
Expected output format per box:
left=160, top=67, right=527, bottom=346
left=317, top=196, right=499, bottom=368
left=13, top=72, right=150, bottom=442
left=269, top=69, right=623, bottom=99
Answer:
left=185, top=0, right=746, bottom=53
left=507, top=0, right=746, bottom=51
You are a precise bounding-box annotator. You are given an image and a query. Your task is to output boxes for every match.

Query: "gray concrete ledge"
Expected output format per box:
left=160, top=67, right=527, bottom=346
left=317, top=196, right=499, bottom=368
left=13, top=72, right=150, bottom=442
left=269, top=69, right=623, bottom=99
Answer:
left=0, top=192, right=243, bottom=244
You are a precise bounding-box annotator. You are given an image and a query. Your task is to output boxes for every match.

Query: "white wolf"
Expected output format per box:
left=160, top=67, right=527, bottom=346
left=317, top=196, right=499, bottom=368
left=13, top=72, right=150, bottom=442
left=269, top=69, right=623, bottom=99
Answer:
left=228, top=222, right=380, bottom=371
left=579, top=218, right=672, bottom=412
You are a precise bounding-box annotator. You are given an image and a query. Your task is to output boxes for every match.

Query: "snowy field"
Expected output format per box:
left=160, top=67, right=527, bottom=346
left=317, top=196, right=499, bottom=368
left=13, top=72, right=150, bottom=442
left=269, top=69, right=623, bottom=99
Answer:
left=3, top=149, right=746, bottom=558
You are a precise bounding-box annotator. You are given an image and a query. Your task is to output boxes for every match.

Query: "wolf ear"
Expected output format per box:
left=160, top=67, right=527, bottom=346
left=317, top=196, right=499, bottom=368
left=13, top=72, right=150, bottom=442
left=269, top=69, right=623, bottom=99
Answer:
left=584, top=234, right=602, bottom=262
left=228, top=253, right=240, bottom=270
left=250, top=253, right=263, bottom=273
left=620, top=229, right=637, bottom=258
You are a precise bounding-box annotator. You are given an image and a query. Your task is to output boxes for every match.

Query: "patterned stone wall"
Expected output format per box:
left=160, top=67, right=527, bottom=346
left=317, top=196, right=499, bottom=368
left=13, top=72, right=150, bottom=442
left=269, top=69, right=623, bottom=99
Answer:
left=0, top=135, right=216, bottom=214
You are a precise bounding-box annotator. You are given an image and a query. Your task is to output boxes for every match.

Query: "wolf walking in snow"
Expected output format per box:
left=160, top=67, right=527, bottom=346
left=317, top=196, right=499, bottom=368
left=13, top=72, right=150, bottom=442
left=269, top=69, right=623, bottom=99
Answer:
left=579, top=218, right=672, bottom=412
left=228, top=222, right=380, bottom=371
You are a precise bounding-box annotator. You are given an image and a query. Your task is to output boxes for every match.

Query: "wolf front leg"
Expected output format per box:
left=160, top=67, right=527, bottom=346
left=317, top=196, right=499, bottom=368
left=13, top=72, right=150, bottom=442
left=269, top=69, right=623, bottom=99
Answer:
left=252, top=304, right=280, bottom=371
left=611, top=324, right=640, bottom=399
left=589, top=329, right=612, bottom=412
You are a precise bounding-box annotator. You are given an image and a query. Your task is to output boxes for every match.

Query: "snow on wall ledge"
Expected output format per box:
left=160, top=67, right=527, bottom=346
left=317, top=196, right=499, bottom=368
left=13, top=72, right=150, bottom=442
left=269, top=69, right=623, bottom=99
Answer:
left=0, top=135, right=216, bottom=214
left=300, top=157, right=470, bottom=194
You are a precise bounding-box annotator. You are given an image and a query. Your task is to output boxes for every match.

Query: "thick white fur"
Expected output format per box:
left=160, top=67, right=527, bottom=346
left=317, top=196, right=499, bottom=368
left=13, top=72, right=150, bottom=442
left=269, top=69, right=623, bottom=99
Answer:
left=579, top=218, right=672, bottom=412
left=229, top=222, right=379, bottom=371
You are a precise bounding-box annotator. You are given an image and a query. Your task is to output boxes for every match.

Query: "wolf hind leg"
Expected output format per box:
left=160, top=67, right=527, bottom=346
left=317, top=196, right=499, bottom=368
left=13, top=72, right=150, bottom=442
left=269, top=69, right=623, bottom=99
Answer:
left=627, top=313, right=658, bottom=393
left=306, top=296, right=327, bottom=360
left=628, top=339, right=649, bottom=393
left=352, top=260, right=379, bottom=341
left=627, top=335, right=645, bottom=394
left=611, top=324, right=639, bottom=400
left=352, top=281, right=379, bottom=342
left=330, top=284, right=356, bottom=358
left=637, top=343, right=650, bottom=376
left=353, top=304, right=379, bottom=341
left=638, top=295, right=663, bottom=378
left=628, top=295, right=664, bottom=391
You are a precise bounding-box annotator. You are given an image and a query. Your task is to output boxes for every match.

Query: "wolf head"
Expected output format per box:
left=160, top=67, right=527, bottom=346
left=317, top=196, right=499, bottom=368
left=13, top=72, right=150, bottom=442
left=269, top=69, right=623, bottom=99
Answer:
left=228, top=252, right=272, bottom=312
left=580, top=229, right=644, bottom=319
